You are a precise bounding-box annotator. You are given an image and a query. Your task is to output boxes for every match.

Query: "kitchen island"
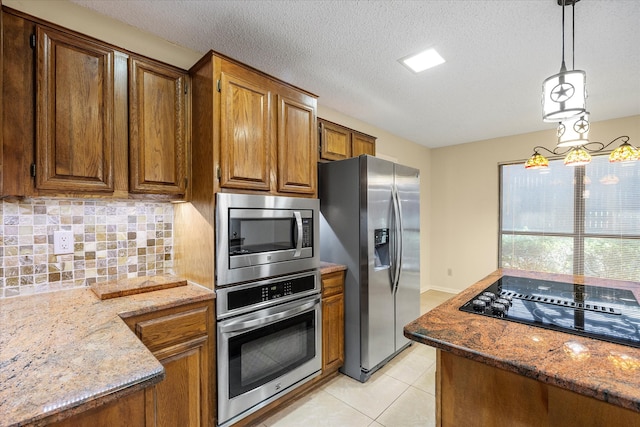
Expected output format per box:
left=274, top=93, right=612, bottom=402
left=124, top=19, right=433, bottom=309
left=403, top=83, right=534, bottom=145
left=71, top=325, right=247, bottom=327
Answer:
left=0, top=276, right=214, bottom=427
left=404, top=269, right=640, bottom=427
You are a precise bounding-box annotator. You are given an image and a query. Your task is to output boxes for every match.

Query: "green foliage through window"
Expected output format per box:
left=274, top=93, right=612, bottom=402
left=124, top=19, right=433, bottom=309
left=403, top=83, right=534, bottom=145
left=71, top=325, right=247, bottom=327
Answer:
left=500, top=155, right=640, bottom=282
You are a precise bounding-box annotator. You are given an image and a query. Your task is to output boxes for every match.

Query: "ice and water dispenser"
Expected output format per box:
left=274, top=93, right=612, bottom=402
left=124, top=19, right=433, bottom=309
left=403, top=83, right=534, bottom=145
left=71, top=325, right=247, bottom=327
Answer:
left=374, top=228, right=390, bottom=269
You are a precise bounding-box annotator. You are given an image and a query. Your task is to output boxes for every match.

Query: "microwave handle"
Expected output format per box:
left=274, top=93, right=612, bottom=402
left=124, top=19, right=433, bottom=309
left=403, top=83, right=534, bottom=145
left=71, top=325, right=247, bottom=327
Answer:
left=293, top=211, right=303, bottom=257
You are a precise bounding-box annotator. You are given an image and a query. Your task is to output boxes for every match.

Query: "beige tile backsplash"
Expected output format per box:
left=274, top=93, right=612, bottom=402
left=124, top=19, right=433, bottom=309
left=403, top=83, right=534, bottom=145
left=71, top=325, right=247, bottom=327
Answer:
left=0, top=198, right=174, bottom=298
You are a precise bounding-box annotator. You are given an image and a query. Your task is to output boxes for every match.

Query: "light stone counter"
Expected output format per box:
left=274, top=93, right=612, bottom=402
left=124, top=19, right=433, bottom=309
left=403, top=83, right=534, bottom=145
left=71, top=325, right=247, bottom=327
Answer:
left=0, top=281, right=213, bottom=427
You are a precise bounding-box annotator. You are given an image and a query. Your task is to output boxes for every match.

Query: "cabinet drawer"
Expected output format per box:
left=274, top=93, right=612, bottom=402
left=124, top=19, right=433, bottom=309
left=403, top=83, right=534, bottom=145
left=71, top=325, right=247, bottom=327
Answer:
left=321, top=271, right=345, bottom=298
left=135, top=307, right=208, bottom=353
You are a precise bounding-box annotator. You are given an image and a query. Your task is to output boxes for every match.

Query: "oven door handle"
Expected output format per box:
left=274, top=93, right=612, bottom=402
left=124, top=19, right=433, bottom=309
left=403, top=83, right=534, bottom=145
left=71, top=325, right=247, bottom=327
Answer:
left=219, top=296, right=320, bottom=334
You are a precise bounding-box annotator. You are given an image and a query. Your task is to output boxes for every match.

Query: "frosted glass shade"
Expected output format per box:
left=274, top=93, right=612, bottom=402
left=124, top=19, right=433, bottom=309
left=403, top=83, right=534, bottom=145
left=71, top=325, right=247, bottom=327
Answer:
left=557, top=113, right=590, bottom=148
left=542, top=69, right=587, bottom=122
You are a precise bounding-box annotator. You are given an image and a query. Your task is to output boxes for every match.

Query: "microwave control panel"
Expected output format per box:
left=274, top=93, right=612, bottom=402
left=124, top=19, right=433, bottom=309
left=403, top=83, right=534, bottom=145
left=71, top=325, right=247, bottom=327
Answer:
left=301, top=218, right=312, bottom=248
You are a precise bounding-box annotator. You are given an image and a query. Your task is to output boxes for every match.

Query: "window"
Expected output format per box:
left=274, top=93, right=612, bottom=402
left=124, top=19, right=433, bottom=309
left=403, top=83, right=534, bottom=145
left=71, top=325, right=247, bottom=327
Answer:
left=500, top=155, right=640, bottom=282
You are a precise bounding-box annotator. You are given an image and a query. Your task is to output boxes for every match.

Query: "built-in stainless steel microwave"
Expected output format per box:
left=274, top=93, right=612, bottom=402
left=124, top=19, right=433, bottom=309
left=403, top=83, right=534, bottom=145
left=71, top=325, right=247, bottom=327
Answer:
left=215, top=193, right=320, bottom=286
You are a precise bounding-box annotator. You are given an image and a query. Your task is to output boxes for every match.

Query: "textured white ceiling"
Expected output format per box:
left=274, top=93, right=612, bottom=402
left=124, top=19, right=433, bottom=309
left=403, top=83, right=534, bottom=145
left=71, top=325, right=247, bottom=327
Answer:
left=69, top=0, right=640, bottom=148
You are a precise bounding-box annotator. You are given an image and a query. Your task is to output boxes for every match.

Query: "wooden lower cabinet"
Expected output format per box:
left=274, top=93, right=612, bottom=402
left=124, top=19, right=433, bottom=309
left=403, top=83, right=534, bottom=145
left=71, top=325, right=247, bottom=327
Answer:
left=437, top=350, right=640, bottom=427
left=124, top=299, right=215, bottom=427
left=50, top=389, right=148, bottom=427
left=321, top=270, right=345, bottom=374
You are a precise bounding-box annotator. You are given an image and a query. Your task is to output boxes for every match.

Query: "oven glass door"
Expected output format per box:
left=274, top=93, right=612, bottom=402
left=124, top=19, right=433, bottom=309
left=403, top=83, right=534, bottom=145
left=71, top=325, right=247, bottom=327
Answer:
left=229, top=308, right=315, bottom=398
left=218, top=295, right=321, bottom=426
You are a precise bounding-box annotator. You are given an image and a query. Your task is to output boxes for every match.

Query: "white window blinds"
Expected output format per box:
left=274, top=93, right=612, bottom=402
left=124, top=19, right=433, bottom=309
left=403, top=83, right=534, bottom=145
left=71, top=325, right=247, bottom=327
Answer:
left=500, top=155, right=640, bottom=282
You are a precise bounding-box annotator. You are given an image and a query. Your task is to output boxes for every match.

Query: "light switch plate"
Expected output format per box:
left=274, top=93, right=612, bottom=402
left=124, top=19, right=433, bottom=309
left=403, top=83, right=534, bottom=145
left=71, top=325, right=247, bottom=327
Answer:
left=53, top=230, right=74, bottom=255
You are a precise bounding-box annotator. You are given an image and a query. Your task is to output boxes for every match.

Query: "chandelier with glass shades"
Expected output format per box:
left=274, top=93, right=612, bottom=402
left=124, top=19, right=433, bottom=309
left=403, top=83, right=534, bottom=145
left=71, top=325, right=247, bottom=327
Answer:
left=525, top=0, right=639, bottom=169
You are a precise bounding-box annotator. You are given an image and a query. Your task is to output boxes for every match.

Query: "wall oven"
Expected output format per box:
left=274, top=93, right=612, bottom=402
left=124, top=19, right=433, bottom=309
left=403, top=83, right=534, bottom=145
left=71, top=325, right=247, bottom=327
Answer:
left=216, top=193, right=320, bottom=286
left=216, top=270, right=322, bottom=427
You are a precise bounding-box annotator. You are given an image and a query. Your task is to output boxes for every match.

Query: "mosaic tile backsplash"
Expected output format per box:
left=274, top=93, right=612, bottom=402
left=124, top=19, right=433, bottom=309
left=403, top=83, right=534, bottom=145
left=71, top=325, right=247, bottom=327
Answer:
left=0, top=199, right=174, bottom=298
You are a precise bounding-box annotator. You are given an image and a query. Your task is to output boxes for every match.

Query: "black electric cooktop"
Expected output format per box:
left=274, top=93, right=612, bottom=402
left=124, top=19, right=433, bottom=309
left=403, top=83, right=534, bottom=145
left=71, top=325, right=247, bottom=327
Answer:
left=459, top=275, right=640, bottom=348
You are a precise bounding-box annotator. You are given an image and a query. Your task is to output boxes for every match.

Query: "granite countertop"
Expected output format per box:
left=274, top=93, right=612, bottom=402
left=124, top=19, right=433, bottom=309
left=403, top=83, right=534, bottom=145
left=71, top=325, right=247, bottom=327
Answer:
left=319, top=261, right=347, bottom=275
left=404, top=268, right=640, bottom=413
left=0, top=276, right=214, bottom=427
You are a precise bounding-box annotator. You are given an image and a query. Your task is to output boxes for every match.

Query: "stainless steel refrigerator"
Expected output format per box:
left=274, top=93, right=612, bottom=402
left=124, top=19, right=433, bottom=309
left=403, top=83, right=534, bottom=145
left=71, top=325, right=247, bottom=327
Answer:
left=319, top=155, right=420, bottom=382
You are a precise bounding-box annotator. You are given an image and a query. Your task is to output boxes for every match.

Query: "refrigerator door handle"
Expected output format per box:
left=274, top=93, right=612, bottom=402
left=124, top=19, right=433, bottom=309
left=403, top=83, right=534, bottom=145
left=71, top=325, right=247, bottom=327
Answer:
left=391, top=186, right=403, bottom=294
left=389, top=191, right=397, bottom=290
left=396, top=187, right=404, bottom=292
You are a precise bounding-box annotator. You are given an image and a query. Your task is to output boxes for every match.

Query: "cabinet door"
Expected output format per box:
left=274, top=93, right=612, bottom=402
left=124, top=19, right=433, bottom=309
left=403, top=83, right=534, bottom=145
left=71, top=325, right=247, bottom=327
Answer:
left=322, top=292, right=345, bottom=373
left=129, top=57, right=187, bottom=196
left=36, top=26, right=115, bottom=192
left=151, top=336, right=208, bottom=427
left=219, top=70, right=271, bottom=191
left=319, top=120, right=350, bottom=161
left=49, top=390, right=147, bottom=427
left=352, top=132, right=376, bottom=157
left=276, top=93, right=317, bottom=195
left=322, top=270, right=345, bottom=374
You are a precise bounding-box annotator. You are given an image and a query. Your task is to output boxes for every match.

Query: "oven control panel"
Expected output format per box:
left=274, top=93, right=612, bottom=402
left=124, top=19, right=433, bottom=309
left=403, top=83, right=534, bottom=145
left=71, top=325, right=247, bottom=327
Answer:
left=261, top=281, right=293, bottom=301
left=226, top=273, right=317, bottom=312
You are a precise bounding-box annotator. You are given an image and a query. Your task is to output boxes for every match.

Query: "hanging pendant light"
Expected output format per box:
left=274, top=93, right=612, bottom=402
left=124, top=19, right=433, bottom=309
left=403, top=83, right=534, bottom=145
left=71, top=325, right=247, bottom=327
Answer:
left=609, top=141, right=640, bottom=163
left=542, top=0, right=587, bottom=122
left=528, top=2, right=637, bottom=170
left=564, top=147, right=591, bottom=166
left=557, top=112, right=590, bottom=147
left=526, top=136, right=638, bottom=169
left=525, top=151, right=550, bottom=169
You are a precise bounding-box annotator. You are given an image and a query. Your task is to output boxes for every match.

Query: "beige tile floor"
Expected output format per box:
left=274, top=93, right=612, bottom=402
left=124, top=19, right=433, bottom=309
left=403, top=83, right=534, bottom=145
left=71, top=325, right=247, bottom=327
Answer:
left=259, top=290, right=456, bottom=427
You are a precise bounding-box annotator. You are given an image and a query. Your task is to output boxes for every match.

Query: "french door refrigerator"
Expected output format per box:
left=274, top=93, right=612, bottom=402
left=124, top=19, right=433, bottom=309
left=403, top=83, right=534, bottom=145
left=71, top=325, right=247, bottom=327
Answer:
left=319, top=155, right=420, bottom=382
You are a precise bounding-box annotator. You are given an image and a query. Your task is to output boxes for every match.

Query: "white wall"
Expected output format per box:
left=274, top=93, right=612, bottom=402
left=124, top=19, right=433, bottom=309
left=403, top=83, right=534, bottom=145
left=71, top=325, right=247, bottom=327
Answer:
left=429, top=115, right=640, bottom=293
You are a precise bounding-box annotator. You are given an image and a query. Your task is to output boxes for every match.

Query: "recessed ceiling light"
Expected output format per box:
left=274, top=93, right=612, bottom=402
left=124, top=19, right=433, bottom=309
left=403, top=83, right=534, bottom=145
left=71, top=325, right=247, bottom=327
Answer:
left=400, top=48, right=445, bottom=73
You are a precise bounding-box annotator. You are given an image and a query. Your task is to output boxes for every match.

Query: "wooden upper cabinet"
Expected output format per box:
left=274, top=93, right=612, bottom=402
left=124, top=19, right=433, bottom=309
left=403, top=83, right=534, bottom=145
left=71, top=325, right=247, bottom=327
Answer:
left=35, top=25, right=115, bottom=193
left=129, top=57, right=187, bottom=195
left=319, top=120, right=351, bottom=161
left=189, top=53, right=317, bottom=197
left=1, top=10, right=189, bottom=199
left=276, top=92, right=317, bottom=195
left=2, top=10, right=35, bottom=197
left=352, top=132, right=376, bottom=157
left=319, top=118, right=376, bottom=161
left=219, top=68, right=271, bottom=191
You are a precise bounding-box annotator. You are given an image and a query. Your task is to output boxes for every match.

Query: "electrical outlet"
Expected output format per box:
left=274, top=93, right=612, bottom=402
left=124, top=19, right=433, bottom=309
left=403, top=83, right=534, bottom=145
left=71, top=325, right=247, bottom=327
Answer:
left=53, top=230, right=74, bottom=255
